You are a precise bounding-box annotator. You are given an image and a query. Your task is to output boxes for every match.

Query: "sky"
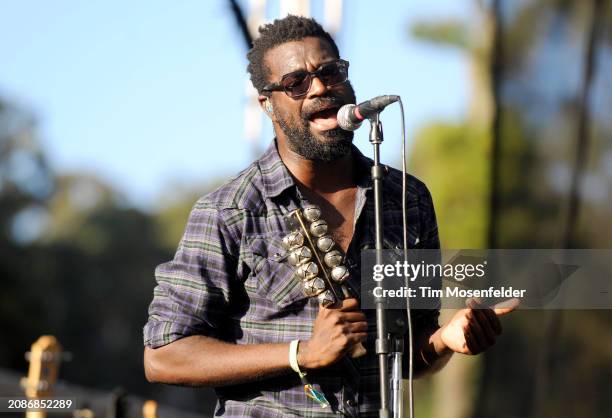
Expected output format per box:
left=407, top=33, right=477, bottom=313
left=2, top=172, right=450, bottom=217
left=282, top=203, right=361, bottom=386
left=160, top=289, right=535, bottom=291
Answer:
left=0, top=0, right=472, bottom=210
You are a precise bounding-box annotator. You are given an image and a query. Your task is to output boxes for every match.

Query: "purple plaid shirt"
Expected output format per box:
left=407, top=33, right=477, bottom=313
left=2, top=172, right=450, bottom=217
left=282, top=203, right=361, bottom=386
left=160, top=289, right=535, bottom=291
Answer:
left=144, top=140, right=440, bottom=417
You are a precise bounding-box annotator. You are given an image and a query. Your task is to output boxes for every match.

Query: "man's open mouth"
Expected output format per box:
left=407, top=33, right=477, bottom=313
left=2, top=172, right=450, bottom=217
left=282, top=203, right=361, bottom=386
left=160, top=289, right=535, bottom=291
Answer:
left=308, top=106, right=340, bottom=131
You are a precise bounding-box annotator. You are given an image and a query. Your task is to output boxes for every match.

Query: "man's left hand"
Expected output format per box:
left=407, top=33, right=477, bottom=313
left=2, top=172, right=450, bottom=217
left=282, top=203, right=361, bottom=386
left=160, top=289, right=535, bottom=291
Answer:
left=439, top=298, right=519, bottom=355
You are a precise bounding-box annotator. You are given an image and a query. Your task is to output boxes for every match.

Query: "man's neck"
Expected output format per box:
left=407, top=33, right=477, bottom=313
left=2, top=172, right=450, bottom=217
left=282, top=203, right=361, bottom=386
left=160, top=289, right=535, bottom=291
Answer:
left=278, top=144, right=355, bottom=195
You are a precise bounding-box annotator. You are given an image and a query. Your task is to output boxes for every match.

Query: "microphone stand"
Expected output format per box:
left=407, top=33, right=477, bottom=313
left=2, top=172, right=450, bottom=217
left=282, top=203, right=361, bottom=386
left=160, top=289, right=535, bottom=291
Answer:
left=369, top=114, right=406, bottom=418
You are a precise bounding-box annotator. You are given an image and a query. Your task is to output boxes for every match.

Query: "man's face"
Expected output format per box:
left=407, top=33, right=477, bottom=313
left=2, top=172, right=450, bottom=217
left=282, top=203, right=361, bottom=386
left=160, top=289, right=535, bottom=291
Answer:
left=262, top=37, right=356, bottom=162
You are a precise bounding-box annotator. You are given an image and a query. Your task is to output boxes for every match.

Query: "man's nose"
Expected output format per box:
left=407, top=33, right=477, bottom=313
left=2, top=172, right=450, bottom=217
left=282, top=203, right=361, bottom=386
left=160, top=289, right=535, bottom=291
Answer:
left=307, top=75, right=327, bottom=98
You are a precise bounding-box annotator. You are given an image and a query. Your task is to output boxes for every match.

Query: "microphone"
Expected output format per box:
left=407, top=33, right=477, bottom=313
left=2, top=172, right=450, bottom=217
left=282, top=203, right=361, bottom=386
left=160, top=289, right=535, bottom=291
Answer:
left=337, top=95, right=400, bottom=131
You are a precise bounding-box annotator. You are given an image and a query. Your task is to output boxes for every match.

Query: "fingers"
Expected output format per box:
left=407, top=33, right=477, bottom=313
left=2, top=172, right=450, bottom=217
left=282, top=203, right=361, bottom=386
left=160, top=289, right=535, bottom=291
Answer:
left=339, top=319, right=368, bottom=355
left=346, top=332, right=368, bottom=346
left=338, top=298, right=360, bottom=312
left=344, top=320, right=368, bottom=333
left=492, top=298, right=520, bottom=316
left=481, top=307, right=502, bottom=335
left=465, top=299, right=501, bottom=354
left=465, top=310, right=487, bottom=353
left=472, top=311, right=497, bottom=348
left=464, top=328, right=479, bottom=354
left=310, top=297, right=370, bottom=368
left=338, top=311, right=367, bottom=323
left=322, top=298, right=366, bottom=323
left=469, top=299, right=502, bottom=336
left=444, top=297, right=515, bottom=356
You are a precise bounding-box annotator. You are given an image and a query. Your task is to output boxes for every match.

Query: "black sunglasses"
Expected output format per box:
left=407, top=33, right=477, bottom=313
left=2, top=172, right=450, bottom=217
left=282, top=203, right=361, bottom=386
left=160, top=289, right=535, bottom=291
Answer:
left=262, top=59, right=349, bottom=99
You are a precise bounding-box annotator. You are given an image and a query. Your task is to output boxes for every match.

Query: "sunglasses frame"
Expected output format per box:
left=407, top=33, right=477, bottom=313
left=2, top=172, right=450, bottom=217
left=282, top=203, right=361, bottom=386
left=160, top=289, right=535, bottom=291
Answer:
left=261, top=59, right=349, bottom=99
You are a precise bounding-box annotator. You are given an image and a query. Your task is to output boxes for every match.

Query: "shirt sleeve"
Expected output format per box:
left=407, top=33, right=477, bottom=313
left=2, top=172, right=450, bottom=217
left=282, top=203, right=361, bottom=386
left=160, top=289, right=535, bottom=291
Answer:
left=418, top=182, right=440, bottom=251
left=413, top=182, right=441, bottom=330
left=143, top=200, right=239, bottom=348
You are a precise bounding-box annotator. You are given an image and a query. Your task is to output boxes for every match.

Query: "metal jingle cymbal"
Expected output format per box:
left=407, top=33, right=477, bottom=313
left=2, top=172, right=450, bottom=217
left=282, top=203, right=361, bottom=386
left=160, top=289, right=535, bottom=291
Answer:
left=302, top=205, right=322, bottom=222
left=324, top=250, right=343, bottom=268
left=316, top=236, right=335, bottom=253
left=287, top=246, right=312, bottom=266
left=309, top=219, right=328, bottom=237
left=317, top=290, right=336, bottom=307
left=282, top=231, right=304, bottom=250
left=296, top=262, right=319, bottom=280
left=303, top=277, right=327, bottom=297
left=331, top=265, right=350, bottom=283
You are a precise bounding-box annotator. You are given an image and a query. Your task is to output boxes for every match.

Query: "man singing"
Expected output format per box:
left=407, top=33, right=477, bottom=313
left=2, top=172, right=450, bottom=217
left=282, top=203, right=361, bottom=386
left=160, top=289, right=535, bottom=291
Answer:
left=143, top=15, right=513, bottom=417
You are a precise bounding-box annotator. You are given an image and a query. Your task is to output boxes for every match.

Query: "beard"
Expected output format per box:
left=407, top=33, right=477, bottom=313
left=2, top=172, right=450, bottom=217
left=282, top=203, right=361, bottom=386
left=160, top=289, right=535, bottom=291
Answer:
left=274, top=96, right=355, bottom=163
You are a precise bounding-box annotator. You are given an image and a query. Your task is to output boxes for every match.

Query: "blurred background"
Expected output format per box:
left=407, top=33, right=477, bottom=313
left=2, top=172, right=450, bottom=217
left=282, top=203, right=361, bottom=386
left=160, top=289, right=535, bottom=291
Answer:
left=1, top=0, right=611, bottom=417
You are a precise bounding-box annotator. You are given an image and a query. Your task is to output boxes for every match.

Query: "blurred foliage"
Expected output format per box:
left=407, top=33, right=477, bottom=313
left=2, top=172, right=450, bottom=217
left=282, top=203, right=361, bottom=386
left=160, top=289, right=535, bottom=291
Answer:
left=0, top=100, right=53, bottom=243
left=154, top=180, right=226, bottom=253
left=43, top=174, right=124, bottom=245
left=0, top=97, right=222, bottom=413
left=409, top=1, right=612, bottom=417
left=407, top=5, right=496, bottom=418
left=410, top=122, right=489, bottom=248
left=411, top=19, right=470, bottom=50
left=472, top=1, right=612, bottom=417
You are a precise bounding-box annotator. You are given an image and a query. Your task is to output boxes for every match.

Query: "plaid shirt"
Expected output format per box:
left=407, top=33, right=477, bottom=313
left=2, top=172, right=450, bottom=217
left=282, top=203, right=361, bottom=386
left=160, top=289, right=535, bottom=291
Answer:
left=144, top=140, right=440, bottom=417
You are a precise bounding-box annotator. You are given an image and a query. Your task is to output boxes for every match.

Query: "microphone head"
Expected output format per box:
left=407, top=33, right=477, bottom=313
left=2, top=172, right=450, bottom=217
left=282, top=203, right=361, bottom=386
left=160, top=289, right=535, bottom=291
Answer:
left=337, top=104, right=361, bottom=131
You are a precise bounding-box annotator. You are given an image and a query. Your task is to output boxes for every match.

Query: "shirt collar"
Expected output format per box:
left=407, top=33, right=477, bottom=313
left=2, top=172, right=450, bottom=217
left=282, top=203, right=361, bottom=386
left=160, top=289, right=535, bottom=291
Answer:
left=351, top=144, right=374, bottom=190
left=257, top=139, right=374, bottom=200
left=257, top=140, right=296, bottom=200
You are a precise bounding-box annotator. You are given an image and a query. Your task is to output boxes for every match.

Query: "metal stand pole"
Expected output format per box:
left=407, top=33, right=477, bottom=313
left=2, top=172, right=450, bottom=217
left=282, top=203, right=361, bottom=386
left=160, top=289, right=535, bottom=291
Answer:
left=370, top=114, right=408, bottom=418
left=391, top=341, right=404, bottom=418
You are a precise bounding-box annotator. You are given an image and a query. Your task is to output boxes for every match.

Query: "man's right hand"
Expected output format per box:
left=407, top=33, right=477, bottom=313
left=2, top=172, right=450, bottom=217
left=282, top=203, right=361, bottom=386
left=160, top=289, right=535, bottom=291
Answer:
left=297, top=298, right=368, bottom=369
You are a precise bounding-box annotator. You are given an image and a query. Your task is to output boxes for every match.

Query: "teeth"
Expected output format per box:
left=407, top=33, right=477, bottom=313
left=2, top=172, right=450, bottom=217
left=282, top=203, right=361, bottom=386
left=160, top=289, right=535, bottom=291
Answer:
left=310, top=108, right=336, bottom=118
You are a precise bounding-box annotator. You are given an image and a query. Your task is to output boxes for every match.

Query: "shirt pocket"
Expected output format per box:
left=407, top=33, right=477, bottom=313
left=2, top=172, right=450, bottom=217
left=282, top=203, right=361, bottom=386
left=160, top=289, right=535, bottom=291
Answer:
left=249, top=234, right=310, bottom=309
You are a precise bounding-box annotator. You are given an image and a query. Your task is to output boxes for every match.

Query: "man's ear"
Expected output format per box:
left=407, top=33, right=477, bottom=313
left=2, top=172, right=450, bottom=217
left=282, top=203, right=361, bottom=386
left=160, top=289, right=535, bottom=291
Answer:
left=259, top=95, right=274, bottom=117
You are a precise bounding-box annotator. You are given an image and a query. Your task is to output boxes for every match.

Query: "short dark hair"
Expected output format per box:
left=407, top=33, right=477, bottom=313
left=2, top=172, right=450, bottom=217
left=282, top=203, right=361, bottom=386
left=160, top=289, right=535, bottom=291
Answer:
left=247, top=15, right=340, bottom=94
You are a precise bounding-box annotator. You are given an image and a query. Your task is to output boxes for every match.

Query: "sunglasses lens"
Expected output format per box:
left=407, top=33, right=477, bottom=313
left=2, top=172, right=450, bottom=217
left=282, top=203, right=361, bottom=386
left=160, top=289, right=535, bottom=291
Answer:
left=278, top=61, right=349, bottom=98
left=319, top=62, right=346, bottom=86
left=281, top=71, right=311, bottom=97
